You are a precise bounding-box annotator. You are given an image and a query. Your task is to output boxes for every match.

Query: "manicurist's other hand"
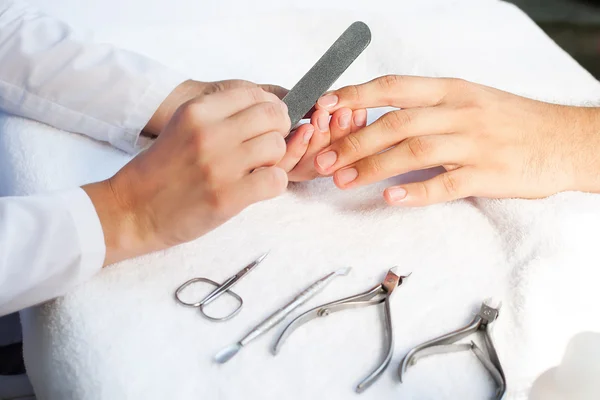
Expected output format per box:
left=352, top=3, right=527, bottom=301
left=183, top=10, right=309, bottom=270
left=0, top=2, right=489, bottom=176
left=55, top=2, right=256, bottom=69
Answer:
left=143, top=79, right=289, bottom=135
left=143, top=79, right=331, bottom=181
left=314, top=75, right=600, bottom=206
left=84, top=86, right=291, bottom=266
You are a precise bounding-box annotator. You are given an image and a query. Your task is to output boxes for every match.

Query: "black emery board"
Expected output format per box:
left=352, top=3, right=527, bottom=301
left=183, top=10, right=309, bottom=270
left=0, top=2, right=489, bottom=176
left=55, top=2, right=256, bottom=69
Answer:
left=282, top=21, right=372, bottom=129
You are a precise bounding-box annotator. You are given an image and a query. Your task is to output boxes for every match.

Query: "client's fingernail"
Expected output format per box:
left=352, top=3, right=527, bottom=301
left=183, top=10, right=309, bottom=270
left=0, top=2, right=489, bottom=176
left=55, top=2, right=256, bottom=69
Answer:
left=316, top=151, right=337, bottom=170
left=336, top=168, right=358, bottom=185
left=303, top=127, right=314, bottom=144
left=339, top=113, right=351, bottom=129
left=354, top=110, right=367, bottom=127
left=280, top=101, right=288, bottom=112
left=317, top=114, right=329, bottom=132
left=318, top=94, right=338, bottom=108
left=387, top=187, right=407, bottom=202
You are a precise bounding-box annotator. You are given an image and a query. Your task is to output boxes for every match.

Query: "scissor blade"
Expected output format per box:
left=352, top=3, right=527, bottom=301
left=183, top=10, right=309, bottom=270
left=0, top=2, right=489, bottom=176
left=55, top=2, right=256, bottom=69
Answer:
left=255, top=252, right=269, bottom=264
left=201, top=252, right=269, bottom=307
left=236, top=252, right=269, bottom=279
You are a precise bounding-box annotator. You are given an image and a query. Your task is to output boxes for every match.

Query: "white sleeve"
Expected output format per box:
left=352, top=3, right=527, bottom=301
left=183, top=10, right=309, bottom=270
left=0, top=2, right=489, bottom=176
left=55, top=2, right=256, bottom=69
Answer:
left=0, top=188, right=105, bottom=317
left=0, top=0, right=187, bottom=154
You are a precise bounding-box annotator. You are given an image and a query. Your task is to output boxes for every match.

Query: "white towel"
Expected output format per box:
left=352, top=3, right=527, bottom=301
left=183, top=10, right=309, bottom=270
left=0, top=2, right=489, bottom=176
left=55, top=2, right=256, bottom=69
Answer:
left=2, top=1, right=600, bottom=399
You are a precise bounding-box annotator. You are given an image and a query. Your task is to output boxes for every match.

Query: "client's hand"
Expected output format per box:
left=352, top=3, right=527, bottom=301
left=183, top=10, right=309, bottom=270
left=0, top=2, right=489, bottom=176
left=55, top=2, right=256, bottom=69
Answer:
left=284, top=107, right=367, bottom=181
left=314, top=75, right=600, bottom=206
left=84, top=86, right=291, bottom=266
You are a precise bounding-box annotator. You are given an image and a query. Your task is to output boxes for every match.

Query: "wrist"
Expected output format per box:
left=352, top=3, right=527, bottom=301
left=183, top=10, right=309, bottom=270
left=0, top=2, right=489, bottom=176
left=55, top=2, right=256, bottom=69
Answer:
left=565, top=106, right=600, bottom=194
left=82, top=176, right=154, bottom=266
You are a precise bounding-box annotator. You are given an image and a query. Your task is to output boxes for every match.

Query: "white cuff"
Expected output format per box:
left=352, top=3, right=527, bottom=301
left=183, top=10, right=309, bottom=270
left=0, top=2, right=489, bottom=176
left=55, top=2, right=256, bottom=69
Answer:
left=57, top=188, right=106, bottom=280
left=109, top=68, right=188, bottom=154
left=0, top=188, right=106, bottom=316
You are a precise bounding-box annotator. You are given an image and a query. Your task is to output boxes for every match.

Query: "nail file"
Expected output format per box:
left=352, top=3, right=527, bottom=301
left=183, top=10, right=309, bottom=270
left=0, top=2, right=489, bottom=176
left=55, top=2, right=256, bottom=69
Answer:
left=283, top=21, right=372, bottom=129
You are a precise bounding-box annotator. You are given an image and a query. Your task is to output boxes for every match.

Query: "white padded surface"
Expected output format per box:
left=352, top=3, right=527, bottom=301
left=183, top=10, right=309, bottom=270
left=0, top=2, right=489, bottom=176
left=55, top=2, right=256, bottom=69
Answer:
left=1, top=1, right=600, bottom=399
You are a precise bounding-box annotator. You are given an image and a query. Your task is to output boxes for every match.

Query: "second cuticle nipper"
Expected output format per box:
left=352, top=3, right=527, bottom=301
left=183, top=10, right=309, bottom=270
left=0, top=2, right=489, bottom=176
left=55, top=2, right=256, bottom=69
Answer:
left=398, top=300, right=506, bottom=400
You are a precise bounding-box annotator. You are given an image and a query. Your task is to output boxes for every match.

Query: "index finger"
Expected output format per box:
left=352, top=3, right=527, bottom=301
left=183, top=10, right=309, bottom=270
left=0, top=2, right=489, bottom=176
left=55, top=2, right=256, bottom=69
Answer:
left=259, top=84, right=315, bottom=120
left=259, top=84, right=289, bottom=100
left=314, top=107, right=458, bottom=175
left=316, top=75, right=460, bottom=112
left=193, top=86, right=283, bottom=120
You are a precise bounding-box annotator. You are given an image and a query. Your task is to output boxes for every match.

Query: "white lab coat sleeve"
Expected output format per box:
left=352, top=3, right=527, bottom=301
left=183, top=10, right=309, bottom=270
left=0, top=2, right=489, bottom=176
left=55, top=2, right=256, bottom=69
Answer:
left=0, top=188, right=105, bottom=317
left=0, top=0, right=188, bottom=154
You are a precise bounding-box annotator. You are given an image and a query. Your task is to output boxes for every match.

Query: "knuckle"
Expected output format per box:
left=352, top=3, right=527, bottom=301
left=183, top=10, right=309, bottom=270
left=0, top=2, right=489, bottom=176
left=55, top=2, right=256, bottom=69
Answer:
left=341, top=84, right=361, bottom=102
left=463, top=98, right=483, bottom=113
left=447, top=78, right=479, bottom=103
left=270, top=168, right=287, bottom=189
left=447, top=77, right=468, bottom=91
left=203, top=81, right=226, bottom=95
left=198, top=161, right=220, bottom=187
left=292, top=140, right=306, bottom=158
left=378, top=75, right=403, bottom=91
left=190, top=127, right=213, bottom=154
left=205, top=189, right=232, bottom=220
left=341, top=133, right=362, bottom=155
left=441, top=77, right=469, bottom=100
left=244, top=86, right=267, bottom=104
left=260, top=168, right=287, bottom=195
left=263, top=90, right=282, bottom=104
left=406, top=137, right=429, bottom=161
left=380, top=110, right=411, bottom=133
left=419, top=180, right=430, bottom=201
left=365, top=156, right=383, bottom=176
left=268, top=132, right=287, bottom=159
left=178, top=101, right=205, bottom=124
left=261, top=101, right=284, bottom=120
left=441, top=172, right=459, bottom=195
left=288, top=133, right=307, bottom=157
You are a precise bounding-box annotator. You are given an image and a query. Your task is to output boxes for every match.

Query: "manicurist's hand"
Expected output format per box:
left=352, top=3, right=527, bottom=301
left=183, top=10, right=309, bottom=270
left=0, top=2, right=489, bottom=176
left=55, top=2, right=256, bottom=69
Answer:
left=84, top=87, right=291, bottom=266
left=143, top=79, right=288, bottom=135
left=314, top=75, right=600, bottom=206
left=143, top=79, right=327, bottom=180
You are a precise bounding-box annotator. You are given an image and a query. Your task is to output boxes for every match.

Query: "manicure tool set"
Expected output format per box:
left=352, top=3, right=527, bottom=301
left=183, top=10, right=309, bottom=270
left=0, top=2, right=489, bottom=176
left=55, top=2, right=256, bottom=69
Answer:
left=173, top=21, right=506, bottom=399
left=174, top=253, right=506, bottom=398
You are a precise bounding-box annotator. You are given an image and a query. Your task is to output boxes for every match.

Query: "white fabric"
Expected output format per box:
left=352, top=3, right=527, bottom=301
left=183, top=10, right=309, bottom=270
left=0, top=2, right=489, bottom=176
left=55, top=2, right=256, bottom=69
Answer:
left=0, top=189, right=105, bottom=316
left=0, top=0, right=187, bottom=316
left=0, top=0, right=185, bottom=154
left=1, top=1, right=600, bottom=399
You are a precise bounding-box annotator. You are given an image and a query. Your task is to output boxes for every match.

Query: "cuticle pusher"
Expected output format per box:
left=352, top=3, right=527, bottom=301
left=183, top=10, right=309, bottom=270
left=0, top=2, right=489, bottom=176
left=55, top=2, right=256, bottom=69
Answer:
left=214, top=267, right=351, bottom=364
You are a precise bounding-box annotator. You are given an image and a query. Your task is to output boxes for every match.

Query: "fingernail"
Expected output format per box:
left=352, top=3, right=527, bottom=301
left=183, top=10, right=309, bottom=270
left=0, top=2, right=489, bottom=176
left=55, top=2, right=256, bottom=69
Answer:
left=317, top=114, right=329, bottom=132
left=317, top=94, right=338, bottom=108
left=336, top=168, right=358, bottom=185
left=387, top=187, right=407, bottom=202
left=316, top=151, right=337, bottom=170
left=339, top=113, right=351, bottom=129
left=303, top=127, right=314, bottom=144
left=354, top=110, right=367, bottom=127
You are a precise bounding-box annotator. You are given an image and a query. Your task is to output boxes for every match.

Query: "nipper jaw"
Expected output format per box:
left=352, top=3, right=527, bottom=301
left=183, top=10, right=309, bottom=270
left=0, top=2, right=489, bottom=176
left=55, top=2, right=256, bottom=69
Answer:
left=399, top=300, right=506, bottom=400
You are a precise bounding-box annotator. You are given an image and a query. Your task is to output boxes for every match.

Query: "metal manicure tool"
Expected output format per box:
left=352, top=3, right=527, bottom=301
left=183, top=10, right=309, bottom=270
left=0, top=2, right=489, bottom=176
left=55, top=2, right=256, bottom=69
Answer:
left=214, top=267, right=351, bottom=364
left=174, top=253, right=269, bottom=322
left=283, top=21, right=371, bottom=129
left=399, top=300, right=506, bottom=400
left=273, top=267, right=411, bottom=393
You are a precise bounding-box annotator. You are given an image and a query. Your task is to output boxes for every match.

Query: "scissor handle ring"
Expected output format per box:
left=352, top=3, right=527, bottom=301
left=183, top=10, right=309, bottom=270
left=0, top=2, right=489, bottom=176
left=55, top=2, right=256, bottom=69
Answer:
left=175, top=277, right=244, bottom=321
left=200, top=293, right=243, bottom=322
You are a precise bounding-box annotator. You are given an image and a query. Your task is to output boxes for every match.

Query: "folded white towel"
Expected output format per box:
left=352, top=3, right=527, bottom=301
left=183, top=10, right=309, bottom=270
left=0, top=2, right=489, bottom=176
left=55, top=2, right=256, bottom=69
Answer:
left=2, top=1, right=600, bottom=399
